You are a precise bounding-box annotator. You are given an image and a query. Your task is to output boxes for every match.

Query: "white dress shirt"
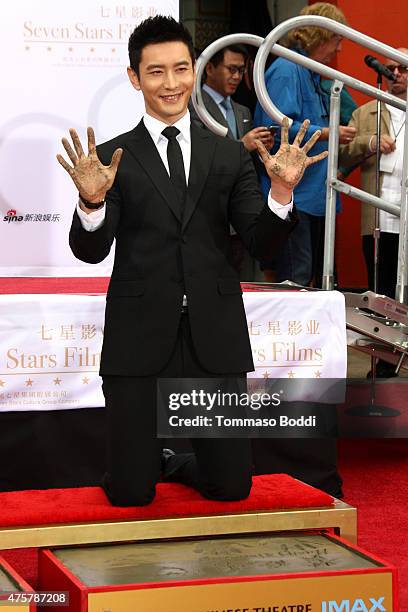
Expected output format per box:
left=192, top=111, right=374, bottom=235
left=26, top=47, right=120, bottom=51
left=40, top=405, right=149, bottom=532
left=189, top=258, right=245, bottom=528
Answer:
left=77, top=109, right=292, bottom=230
left=379, top=104, right=403, bottom=234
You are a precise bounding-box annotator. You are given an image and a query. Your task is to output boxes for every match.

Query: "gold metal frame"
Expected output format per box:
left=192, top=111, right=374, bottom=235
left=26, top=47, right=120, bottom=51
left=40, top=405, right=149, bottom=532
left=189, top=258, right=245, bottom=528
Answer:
left=0, top=498, right=356, bottom=550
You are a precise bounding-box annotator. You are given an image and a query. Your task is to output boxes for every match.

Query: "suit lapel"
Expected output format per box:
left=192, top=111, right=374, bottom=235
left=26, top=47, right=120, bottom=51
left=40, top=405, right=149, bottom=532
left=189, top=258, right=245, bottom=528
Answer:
left=370, top=102, right=391, bottom=136
left=124, top=121, right=182, bottom=222
left=382, top=103, right=391, bottom=135
left=183, top=123, right=217, bottom=232
left=203, top=91, right=227, bottom=125
left=203, top=90, right=233, bottom=137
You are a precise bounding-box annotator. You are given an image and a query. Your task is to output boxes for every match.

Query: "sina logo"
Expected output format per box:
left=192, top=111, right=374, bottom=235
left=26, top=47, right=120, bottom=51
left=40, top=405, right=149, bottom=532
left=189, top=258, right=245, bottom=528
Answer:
left=4, top=209, right=23, bottom=223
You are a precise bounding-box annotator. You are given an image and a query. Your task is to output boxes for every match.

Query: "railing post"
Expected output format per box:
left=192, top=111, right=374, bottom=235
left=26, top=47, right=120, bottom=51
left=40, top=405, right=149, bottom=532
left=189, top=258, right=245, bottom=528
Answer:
left=396, top=81, right=408, bottom=304
left=323, top=79, right=343, bottom=290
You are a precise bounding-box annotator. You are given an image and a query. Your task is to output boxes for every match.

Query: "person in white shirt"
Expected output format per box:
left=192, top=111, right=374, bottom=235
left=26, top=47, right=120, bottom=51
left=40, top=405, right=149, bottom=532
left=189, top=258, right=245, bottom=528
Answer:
left=340, top=47, right=408, bottom=376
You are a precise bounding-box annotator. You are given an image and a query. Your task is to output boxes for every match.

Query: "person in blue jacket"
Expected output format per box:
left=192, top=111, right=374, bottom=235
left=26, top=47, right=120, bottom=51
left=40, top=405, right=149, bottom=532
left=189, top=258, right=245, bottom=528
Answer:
left=254, top=2, right=356, bottom=287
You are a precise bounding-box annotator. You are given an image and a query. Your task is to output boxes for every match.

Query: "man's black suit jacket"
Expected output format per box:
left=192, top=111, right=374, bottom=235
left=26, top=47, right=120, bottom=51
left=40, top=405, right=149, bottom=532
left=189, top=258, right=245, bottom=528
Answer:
left=69, top=120, right=296, bottom=377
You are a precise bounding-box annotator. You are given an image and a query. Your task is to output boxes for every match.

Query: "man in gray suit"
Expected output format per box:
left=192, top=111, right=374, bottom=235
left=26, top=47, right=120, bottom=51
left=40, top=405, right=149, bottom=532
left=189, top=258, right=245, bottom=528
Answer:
left=190, top=45, right=273, bottom=153
left=190, top=45, right=274, bottom=279
left=199, top=44, right=273, bottom=152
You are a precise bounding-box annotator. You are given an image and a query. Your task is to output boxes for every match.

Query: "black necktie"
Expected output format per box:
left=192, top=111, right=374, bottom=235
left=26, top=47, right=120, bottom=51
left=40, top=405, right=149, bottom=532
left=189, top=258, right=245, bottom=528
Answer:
left=162, top=126, right=187, bottom=216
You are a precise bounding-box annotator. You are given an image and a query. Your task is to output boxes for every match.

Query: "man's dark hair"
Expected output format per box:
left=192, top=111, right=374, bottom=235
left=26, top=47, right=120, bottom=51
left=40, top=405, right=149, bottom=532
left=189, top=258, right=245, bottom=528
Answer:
left=128, top=15, right=195, bottom=77
left=209, top=44, right=249, bottom=68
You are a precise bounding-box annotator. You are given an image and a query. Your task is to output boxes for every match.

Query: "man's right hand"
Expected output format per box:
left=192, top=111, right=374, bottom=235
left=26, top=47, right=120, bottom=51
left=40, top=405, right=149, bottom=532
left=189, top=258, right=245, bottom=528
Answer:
left=57, top=127, right=123, bottom=207
left=369, top=134, right=396, bottom=154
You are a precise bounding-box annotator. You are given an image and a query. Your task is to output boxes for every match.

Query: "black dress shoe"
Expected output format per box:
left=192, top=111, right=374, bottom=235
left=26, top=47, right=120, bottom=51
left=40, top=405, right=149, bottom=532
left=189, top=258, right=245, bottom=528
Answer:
left=161, top=449, right=198, bottom=488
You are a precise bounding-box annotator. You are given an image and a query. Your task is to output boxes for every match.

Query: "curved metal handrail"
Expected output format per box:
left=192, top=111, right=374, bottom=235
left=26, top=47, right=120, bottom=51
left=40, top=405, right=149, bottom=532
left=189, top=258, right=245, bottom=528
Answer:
left=191, top=33, right=263, bottom=136
left=253, top=15, right=408, bottom=125
left=191, top=18, right=408, bottom=303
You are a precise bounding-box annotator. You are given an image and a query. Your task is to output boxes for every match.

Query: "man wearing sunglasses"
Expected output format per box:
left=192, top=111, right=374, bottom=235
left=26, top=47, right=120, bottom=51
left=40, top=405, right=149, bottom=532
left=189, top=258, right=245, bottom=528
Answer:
left=340, top=49, right=408, bottom=377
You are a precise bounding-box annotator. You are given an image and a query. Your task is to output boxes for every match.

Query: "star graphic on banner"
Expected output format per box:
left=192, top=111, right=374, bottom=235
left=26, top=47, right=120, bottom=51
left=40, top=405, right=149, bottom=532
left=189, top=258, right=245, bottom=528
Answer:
left=314, top=370, right=322, bottom=378
left=25, top=379, right=34, bottom=387
left=287, top=371, right=295, bottom=378
left=82, top=377, right=90, bottom=385
left=0, top=380, right=5, bottom=387
left=53, top=378, right=62, bottom=386
left=262, top=371, right=270, bottom=379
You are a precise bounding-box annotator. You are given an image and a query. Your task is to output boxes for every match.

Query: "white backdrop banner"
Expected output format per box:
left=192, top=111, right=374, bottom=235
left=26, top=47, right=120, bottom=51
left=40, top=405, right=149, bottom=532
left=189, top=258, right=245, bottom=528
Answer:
left=0, top=291, right=347, bottom=412
left=0, top=0, right=178, bottom=277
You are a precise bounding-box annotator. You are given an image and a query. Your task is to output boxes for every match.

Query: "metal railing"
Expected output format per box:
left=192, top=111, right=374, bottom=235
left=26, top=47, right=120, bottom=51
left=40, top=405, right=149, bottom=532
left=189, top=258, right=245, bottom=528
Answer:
left=192, top=17, right=408, bottom=304
left=191, top=33, right=264, bottom=137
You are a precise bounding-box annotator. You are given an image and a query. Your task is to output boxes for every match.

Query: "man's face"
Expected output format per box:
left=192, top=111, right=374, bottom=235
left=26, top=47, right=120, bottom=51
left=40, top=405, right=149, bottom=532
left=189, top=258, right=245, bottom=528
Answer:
left=205, top=50, right=246, bottom=97
left=385, top=48, right=408, bottom=99
left=310, top=35, right=342, bottom=65
left=127, top=41, right=195, bottom=124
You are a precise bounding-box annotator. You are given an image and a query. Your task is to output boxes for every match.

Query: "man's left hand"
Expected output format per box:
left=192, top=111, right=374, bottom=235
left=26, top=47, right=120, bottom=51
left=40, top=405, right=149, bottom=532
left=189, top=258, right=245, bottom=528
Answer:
left=255, top=117, right=328, bottom=204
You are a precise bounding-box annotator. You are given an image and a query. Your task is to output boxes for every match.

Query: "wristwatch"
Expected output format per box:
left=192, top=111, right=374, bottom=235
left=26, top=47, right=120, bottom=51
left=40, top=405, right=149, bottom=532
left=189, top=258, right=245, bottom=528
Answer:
left=79, top=196, right=105, bottom=210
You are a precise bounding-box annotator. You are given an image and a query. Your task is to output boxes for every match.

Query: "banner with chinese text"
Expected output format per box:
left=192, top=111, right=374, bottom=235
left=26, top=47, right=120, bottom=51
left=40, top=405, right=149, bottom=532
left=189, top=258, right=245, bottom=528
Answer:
left=0, top=291, right=347, bottom=411
left=0, top=294, right=105, bottom=411
left=0, top=0, right=178, bottom=276
left=245, top=290, right=347, bottom=379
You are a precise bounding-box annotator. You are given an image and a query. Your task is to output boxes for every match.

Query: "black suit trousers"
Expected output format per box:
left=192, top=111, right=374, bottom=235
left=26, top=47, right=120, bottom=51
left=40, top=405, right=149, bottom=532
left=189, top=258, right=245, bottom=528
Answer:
left=102, top=313, right=252, bottom=506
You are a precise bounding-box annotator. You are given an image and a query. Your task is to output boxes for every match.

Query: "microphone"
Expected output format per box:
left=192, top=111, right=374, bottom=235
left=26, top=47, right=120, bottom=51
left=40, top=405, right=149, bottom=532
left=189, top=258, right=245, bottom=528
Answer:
left=364, top=55, right=397, bottom=81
